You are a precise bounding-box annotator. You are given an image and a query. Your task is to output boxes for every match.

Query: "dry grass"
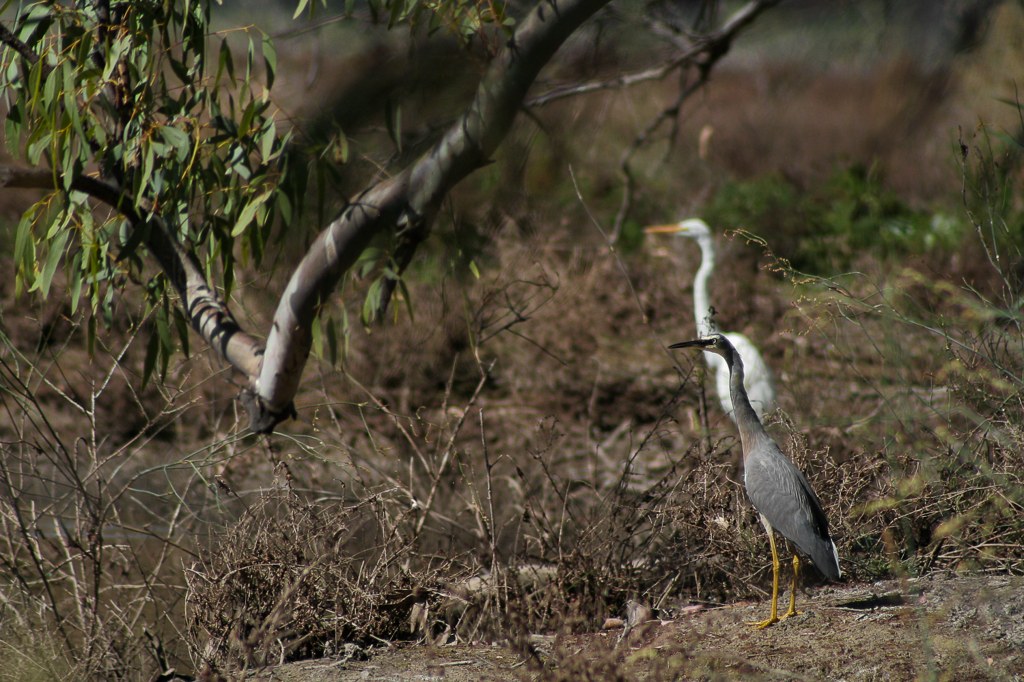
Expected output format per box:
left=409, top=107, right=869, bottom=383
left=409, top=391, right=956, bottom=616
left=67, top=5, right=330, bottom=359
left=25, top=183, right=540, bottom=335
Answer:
left=4, top=186, right=1022, bottom=678
left=184, top=489, right=455, bottom=675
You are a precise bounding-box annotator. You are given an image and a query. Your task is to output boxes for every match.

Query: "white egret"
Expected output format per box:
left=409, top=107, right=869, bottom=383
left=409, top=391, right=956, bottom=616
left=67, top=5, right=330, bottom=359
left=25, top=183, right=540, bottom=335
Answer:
left=646, top=218, right=777, bottom=420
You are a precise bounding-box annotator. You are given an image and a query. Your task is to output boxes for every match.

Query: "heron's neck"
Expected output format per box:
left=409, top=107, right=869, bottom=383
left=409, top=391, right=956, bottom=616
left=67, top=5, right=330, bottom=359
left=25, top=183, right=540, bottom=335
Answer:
left=693, top=237, right=718, bottom=336
left=724, top=347, right=769, bottom=448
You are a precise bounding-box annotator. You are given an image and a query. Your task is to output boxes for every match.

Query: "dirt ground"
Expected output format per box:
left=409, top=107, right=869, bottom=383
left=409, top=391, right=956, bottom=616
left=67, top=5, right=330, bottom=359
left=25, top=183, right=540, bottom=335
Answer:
left=251, top=573, right=1024, bottom=681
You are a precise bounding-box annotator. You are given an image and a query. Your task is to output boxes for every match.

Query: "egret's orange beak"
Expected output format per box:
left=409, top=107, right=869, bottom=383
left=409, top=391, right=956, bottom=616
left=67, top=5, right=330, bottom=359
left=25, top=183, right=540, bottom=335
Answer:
left=644, top=223, right=683, bottom=234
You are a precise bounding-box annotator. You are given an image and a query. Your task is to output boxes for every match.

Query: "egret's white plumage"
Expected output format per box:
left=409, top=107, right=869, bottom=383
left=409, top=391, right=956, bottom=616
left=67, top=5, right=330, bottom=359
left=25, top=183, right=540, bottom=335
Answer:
left=646, top=218, right=777, bottom=420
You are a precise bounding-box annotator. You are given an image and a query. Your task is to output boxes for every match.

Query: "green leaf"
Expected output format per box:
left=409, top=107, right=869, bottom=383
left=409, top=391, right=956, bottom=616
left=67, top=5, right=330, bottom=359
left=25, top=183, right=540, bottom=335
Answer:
left=4, top=106, right=22, bottom=157
left=139, top=142, right=155, bottom=201
left=362, top=278, right=383, bottom=325
left=19, top=4, right=52, bottom=46
left=118, top=217, right=149, bottom=260
left=339, top=134, right=349, bottom=163
left=14, top=208, right=36, bottom=275
left=60, top=142, right=78, bottom=192
left=101, top=272, right=115, bottom=328
left=42, top=60, right=57, bottom=109
left=276, top=190, right=293, bottom=227
left=262, top=32, right=276, bottom=90
left=221, top=237, right=236, bottom=296
left=87, top=313, right=96, bottom=357
left=239, top=100, right=257, bottom=138
left=357, top=247, right=382, bottom=277
left=293, top=0, right=310, bottom=19
left=25, top=58, right=43, bottom=116
left=246, top=37, right=255, bottom=81
left=326, top=315, right=338, bottom=366
left=396, top=277, right=414, bottom=322
left=37, top=228, right=69, bottom=298
left=142, top=325, right=159, bottom=388
left=45, top=202, right=70, bottom=239
left=311, top=314, right=323, bottom=358
left=385, top=100, right=402, bottom=153
left=169, top=56, right=190, bottom=84
left=156, top=305, right=172, bottom=378
left=231, top=188, right=273, bottom=236
left=260, top=118, right=277, bottom=162
left=226, top=143, right=252, bottom=179
left=217, top=38, right=234, bottom=85
left=26, top=128, right=51, bottom=165
left=69, top=250, right=83, bottom=314
left=158, top=125, right=191, bottom=161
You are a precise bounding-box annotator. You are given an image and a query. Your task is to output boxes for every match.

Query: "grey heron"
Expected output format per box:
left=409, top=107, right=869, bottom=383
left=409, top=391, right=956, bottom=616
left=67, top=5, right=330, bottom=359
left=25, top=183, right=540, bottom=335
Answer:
left=646, top=219, right=777, bottom=420
left=670, top=333, right=840, bottom=628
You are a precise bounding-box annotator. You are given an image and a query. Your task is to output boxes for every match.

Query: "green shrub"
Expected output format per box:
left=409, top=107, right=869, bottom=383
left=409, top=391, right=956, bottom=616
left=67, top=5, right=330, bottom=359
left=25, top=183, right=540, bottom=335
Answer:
left=704, top=173, right=807, bottom=255
left=705, top=164, right=967, bottom=274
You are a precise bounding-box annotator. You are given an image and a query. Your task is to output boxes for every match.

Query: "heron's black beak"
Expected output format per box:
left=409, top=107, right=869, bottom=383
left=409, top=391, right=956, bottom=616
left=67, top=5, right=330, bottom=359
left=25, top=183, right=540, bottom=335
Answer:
left=668, top=338, right=714, bottom=350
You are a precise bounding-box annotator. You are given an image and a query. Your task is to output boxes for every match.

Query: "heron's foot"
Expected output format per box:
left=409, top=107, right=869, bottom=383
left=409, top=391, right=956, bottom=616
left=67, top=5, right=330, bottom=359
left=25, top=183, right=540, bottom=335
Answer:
left=747, top=615, right=780, bottom=629
left=780, top=607, right=800, bottom=620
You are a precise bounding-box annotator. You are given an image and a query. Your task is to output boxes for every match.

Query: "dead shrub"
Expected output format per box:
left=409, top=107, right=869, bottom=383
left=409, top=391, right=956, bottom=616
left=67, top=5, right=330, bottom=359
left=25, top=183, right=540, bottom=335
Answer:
left=0, top=314, right=209, bottom=680
left=784, top=256, right=1024, bottom=581
left=184, top=488, right=453, bottom=674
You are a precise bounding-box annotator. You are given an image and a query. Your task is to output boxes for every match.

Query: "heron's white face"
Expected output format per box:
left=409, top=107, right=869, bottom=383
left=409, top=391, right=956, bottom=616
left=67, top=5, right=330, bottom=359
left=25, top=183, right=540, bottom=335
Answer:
left=703, top=333, right=732, bottom=358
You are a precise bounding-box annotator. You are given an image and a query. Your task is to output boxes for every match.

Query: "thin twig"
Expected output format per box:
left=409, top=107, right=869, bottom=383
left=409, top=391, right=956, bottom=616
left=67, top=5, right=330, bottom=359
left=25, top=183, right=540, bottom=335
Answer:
left=526, top=0, right=780, bottom=108
left=413, top=359, right=494, bottom=539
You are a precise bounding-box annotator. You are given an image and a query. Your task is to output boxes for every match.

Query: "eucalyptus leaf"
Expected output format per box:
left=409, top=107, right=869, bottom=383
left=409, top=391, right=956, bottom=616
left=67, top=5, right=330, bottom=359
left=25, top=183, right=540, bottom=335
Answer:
left=158, top=125, right=192, bottom=161
left=38, top=228, right=69, bottom=298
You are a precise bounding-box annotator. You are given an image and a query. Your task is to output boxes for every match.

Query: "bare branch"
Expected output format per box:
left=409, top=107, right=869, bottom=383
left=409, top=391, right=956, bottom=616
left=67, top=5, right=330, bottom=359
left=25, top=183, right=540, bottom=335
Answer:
left=526, top=0, right=780, bottom=108
left=610, top=75, right=704, bottom=240
left=606, top=0, right=781, bottom=239
left=0, top=21, right=41, bottom=67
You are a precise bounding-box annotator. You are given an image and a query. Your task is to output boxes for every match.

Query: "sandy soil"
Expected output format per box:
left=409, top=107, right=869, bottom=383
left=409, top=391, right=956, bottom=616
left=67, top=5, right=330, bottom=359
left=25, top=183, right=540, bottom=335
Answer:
left=251, top=573, right=1024, bottom=681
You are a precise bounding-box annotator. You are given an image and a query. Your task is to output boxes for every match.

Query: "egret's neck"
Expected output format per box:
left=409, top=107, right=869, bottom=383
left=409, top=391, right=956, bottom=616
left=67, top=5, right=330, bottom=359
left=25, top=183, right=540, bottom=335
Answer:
left=723, top=347, right=769, bottom=450
left=693, top=237, right=718, bottom=336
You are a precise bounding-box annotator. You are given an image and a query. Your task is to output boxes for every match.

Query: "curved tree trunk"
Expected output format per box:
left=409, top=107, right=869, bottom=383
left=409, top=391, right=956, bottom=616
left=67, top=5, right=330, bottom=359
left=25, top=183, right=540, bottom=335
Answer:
left=248, top=0, right=616, bottom=431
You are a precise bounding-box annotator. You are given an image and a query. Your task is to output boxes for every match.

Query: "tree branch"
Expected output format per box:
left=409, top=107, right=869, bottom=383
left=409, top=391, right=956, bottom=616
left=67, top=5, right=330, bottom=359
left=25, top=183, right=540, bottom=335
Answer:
left=0, top=21, right=41, bottom=67
left=526, top=0, right=780, bottom=108
left=0, top=166, right=265, bottom=381
left=1, top=0, right=781, bottom=435
left=604, top=0, right=781, bottom=239
left=250, top=0, right=616, bottom=431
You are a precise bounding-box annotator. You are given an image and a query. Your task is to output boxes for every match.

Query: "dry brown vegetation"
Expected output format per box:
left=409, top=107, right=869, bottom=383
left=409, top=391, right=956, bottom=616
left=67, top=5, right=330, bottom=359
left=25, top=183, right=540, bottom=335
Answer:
left=2, top=2, right=1024, bottom=680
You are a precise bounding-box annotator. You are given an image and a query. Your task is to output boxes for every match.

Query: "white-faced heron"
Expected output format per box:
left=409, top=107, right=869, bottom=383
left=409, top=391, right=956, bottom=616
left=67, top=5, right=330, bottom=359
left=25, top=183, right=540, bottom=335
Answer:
left=670, top=333, right=840, bottom=628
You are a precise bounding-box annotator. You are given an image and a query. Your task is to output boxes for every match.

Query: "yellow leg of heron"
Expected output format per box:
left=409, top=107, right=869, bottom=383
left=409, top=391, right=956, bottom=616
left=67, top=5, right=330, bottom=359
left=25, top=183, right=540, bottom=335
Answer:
left=748, top=528, right=781, bottom=629
left=781, top=554, right=800, bottom=620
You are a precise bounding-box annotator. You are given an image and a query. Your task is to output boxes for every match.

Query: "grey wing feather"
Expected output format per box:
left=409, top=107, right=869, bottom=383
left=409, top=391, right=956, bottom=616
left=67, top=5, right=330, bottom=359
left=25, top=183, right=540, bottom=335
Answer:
left=744, top=442, right=841, bottom=580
